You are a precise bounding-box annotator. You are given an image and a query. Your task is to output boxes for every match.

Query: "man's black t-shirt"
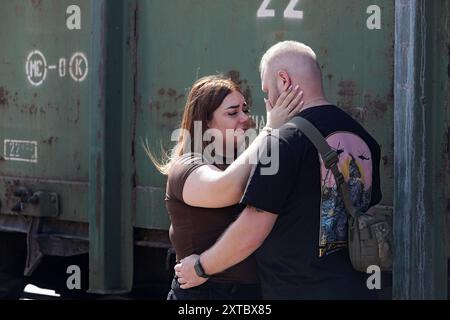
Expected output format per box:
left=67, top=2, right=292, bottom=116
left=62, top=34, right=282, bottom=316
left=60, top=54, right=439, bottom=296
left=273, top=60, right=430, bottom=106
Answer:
left=241, top=105, right=382, bottom=299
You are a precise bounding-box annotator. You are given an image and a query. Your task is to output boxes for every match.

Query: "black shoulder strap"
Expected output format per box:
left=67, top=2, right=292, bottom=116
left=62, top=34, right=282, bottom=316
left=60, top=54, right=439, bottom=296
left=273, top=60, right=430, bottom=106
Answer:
left=286, top=117, right=358, bottom=218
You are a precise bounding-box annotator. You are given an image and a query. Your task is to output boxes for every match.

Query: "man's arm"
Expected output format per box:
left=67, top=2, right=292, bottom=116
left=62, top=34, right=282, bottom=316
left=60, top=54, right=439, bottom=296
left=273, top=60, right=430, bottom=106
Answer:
left=202, top=205, right=277, bottom=274
left=175, top=205, right=277, bottom=289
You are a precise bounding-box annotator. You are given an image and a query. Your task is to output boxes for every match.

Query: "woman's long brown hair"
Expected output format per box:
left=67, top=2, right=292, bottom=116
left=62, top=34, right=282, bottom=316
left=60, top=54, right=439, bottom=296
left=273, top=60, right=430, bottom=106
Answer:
left=144, top=75, right=241, bottom=175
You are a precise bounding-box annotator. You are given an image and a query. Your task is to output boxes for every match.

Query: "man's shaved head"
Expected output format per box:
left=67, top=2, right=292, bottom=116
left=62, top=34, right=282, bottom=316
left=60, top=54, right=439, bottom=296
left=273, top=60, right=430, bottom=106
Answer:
left=259, top=41, right=325, bottom=106
left=260, top=41, right=318, bottom=73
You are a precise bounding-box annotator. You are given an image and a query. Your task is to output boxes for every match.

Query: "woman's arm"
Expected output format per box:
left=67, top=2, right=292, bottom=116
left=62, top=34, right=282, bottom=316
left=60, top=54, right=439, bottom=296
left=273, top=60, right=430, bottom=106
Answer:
left=182, top=86, right=303, bottom=208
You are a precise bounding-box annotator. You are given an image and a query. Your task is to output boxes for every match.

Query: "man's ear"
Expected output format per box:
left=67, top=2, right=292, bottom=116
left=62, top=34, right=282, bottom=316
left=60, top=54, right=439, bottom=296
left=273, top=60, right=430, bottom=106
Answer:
left=277, top=70, right=291, bottom=91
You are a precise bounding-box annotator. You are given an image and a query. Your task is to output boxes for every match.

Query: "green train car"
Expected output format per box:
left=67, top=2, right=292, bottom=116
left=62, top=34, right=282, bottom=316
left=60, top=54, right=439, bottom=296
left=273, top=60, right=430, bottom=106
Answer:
left=0, top=0, right=448, bottom=299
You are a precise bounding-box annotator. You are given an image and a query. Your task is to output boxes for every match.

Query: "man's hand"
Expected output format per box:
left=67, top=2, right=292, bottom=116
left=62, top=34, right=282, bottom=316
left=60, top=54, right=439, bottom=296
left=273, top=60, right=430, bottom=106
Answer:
left=174, top=254, right=208, bottom=289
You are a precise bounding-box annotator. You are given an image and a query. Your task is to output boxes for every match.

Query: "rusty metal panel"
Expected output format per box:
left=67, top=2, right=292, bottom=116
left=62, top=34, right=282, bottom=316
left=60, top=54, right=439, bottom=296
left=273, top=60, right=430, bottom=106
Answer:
left=0, top=0, right=91, bottom=222
left=393, top=0, right=448, bottom=299
left=0, top=0, right=134, bottom=294
left=0, top=1, right=396, bottom=234
left=135, top=0, right=395, bottom=229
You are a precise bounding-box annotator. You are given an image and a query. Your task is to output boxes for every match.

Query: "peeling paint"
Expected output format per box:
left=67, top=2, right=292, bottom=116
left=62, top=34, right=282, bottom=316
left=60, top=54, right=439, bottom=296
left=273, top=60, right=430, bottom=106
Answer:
left=157, top=88, right=179, bottom=100
left=364, top=93, right=391, bottom=120
left=338, top=80, right=358, bottom=97
left=175, top=94, right=185, bottom=103
left=29, top=104, right=37, bottom=115
left=162, top=111, right=177, bottom=119
left=374, top=100, right=388, bottom=113
left=30, top=0, right=42, bottom=9
left=275, top=30, right=285, bottom=41
left=226, top=70, right=253, bottom=107
left=0, top=87, right=9, bottom=106
left=42, top=136, right=59, bottom=145
left=2, top=180, right=23, bottom=211
left=167, top=88, right=176, bottom=97
left=346, top=106, right=367, bottom=124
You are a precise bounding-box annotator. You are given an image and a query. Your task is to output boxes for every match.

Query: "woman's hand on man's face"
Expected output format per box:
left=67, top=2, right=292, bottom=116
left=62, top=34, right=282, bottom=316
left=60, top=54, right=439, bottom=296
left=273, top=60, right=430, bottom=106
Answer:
left=265, top=85, right=304, bottom=129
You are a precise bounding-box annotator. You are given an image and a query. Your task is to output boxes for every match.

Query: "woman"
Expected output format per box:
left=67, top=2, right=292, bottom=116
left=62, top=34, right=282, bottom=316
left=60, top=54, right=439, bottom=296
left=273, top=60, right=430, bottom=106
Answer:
left=151, top=75, right=303, bottom=300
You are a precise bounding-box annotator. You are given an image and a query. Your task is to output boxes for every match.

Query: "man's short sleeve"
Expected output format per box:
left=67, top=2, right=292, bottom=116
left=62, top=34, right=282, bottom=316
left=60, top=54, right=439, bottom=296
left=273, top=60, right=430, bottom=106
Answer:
left=241, top=132, right=300, bottom=216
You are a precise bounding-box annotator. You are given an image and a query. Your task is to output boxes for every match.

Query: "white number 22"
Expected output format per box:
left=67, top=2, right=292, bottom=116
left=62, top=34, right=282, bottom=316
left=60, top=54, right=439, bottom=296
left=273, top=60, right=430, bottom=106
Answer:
left=257, top=0, right=303, bottom=19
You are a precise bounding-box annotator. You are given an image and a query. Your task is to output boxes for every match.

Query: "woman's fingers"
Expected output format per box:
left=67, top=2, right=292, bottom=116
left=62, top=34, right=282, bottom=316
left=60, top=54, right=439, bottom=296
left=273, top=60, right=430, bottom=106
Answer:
left=275, top=85, right=294, bottom=107
left=287, top=90, right=304, bottom=113
left=280, top=86, right=300, bottom=109
left=274, top=85, right=300, bottom=109
left=266, top=85, right=304, bottom=128
left=267, top=86, right=295, bottom=114
left=290, top=100, right=305, bottom=117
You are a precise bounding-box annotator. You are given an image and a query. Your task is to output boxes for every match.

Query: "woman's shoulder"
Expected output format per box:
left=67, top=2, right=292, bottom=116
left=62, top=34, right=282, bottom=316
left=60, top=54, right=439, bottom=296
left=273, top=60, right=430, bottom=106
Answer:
left=168, top=153, right=206, bottom=183
left=167, top=153, right=207, bottom=201
left=171, top=153, right=204, bottom=171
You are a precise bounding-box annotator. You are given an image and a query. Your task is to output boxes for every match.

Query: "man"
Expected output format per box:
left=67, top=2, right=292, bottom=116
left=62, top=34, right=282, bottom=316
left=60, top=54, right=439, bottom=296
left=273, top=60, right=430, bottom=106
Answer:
left=175, top=41, right=382, bottom=299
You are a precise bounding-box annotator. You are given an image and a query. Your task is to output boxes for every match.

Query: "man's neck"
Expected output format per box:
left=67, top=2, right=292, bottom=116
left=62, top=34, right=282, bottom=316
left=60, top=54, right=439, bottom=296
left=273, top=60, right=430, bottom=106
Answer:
left=301, top=96, right=330, bottom=111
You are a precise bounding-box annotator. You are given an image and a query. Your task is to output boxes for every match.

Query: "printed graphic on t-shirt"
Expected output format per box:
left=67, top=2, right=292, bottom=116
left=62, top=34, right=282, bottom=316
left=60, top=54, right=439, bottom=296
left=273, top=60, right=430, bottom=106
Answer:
left=318, top=132, right=373, bottom=257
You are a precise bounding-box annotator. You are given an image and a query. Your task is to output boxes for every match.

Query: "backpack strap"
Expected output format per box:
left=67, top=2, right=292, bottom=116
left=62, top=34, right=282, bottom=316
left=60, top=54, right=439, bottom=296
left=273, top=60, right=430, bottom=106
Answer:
left=286, top=117, right=358, bottom=219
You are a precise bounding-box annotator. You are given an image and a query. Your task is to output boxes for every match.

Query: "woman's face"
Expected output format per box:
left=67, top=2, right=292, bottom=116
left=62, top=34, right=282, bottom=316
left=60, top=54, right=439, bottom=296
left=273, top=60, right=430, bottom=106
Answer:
left=208, top=90, right=250, bottom=150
